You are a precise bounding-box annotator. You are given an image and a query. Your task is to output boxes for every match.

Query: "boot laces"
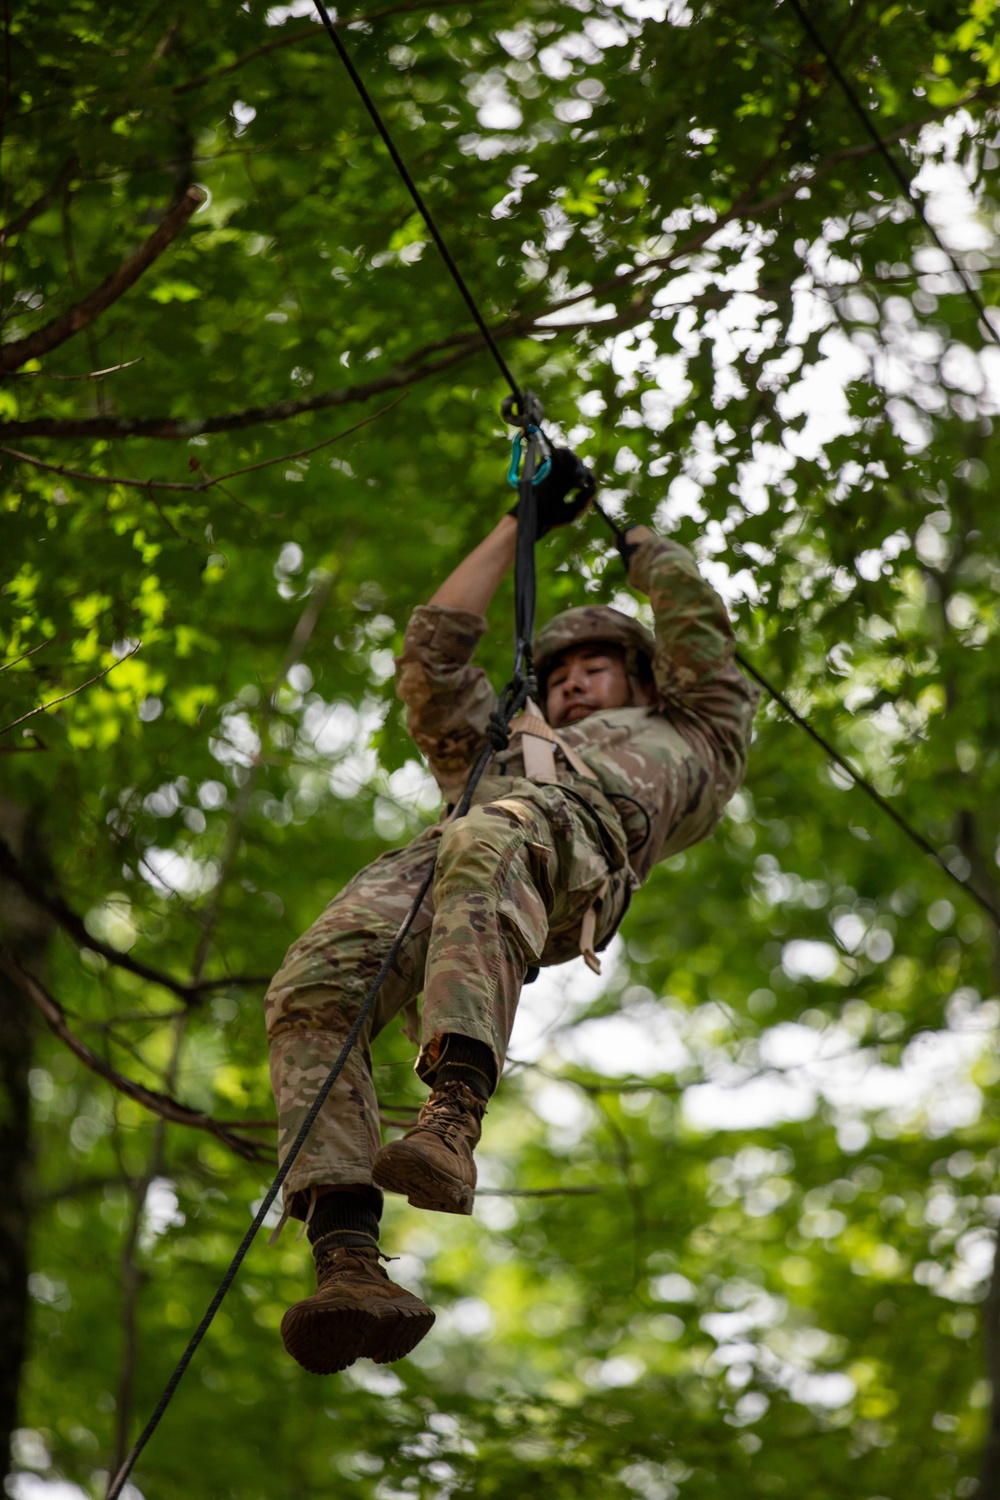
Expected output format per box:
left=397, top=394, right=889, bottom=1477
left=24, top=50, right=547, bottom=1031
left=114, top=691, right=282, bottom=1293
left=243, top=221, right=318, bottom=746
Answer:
left=315, top=1242, right=386, bottom=1285
left=419, top=1083, right=480, bottom=1140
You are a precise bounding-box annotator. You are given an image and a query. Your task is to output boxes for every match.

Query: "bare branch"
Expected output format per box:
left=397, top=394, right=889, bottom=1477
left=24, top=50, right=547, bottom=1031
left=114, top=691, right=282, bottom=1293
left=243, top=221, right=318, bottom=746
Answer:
left=0, top=335, right=475, bottom=441
left=0, top=952, right=272, bottom=1162
left=0, top=393, right=407, bottom=495
left=6, top=357, right=144, bottom=380
left=0, top=834, right=268, bottom=1003
left=0, top=186, right=205, bottom=373
left=189, top=559, right=347, bottom=980
left=1, top=639, right=51, bottom=671
left=0, top=642, right=140, bottom=735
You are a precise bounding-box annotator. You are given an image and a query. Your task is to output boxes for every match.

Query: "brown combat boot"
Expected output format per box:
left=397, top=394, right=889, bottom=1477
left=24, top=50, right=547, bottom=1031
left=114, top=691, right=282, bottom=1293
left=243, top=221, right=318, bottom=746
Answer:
left=280, top=1237, right=434, bottom=1375
left=373, top=1080, right=486, bottom=1215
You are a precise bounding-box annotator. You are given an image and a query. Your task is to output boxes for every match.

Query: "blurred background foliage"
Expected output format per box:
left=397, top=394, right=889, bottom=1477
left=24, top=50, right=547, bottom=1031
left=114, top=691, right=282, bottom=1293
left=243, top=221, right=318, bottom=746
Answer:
left=2, top=0, right=1000, bottom=1496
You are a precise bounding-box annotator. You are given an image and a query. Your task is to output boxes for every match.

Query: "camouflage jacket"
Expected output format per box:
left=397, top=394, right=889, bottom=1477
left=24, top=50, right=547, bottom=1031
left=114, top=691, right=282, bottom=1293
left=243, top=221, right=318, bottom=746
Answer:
left=394, top=534, right=759, bottom=885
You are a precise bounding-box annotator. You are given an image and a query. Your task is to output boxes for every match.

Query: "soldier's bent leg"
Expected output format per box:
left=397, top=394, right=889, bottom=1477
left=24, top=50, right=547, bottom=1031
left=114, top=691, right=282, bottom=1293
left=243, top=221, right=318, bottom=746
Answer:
left=374, top=786, right=624, bottom=1214
left=264, top=831, right=438, bottom=1212
left=417, top=785, right=623, bottom=1080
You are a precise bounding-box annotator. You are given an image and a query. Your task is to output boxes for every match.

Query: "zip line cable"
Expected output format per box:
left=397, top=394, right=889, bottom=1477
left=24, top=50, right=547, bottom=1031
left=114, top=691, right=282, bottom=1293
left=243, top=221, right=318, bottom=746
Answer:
left=318, top=0, right=997, bottom=923
left=104, top=17, right=998, bottom=1492
left=309, top=0, right=522, bottom=398
left=786, top=0, right=999, bottom=347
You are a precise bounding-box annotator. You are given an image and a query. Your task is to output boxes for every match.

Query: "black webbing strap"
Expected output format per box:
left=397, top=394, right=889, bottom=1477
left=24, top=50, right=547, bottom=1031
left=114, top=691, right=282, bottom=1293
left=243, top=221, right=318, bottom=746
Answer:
left=512, top=428, right=540, bottom=691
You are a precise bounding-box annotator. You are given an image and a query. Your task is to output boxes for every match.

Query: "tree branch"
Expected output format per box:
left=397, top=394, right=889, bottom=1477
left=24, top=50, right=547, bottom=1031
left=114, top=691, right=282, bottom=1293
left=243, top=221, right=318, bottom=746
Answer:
left=1, top=81, right=992, bottom=440
left=0, top=155, right=78, bottom=243
left=0, top=392, right=407, bottom=494
left=523, top=82, right=1000, bottom=330
left=0, top=185, right=205, bottom=373
left=173, top=0, right=496, bottom=95
left=0, top=642, right=141, bottom=736
left=0, top=835, right=268, bottom=1004
left=0, top=333, right=475, bottom=440
left=0, top=952, right=272, bottom=1162
left=6, top=356, right=143, bottom=380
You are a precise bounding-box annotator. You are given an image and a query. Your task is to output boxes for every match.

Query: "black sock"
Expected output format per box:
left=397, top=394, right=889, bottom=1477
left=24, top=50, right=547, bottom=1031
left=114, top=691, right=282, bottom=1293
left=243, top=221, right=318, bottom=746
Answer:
left=435, top=1033, right=496, bottom=1103
left=307, top=1187, right=382, bottom=1248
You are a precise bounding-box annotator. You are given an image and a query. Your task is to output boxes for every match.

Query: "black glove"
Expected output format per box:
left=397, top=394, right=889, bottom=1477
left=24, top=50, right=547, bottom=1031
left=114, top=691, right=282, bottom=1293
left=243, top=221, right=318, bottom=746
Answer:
left=510, top=445, right=596, bottom=537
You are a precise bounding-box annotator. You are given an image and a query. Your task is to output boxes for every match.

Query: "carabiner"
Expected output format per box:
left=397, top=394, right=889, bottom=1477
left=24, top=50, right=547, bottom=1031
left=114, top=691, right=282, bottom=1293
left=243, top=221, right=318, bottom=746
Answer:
left=507, top=424, right=552, bottom=489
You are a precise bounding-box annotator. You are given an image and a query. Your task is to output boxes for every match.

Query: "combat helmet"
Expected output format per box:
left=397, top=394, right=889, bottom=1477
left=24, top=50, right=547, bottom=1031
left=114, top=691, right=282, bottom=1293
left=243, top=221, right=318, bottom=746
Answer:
left=533, top=606, right=656, bottom=713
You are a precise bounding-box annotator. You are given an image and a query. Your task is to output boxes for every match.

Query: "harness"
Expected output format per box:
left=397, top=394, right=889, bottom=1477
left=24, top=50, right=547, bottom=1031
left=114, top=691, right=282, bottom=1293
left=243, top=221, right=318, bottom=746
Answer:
left=503, top=700, right=613, bottom=975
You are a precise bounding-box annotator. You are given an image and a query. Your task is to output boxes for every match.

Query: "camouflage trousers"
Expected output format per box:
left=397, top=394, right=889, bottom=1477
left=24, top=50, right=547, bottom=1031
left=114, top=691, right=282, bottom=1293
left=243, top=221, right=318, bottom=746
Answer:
left=264, top=777, right=631, bottom=1207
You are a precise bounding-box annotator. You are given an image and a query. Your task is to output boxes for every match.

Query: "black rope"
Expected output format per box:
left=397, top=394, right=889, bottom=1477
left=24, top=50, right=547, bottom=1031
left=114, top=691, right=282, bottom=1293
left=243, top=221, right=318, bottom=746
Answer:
left=786, top=0, right=998, bottom=348
left=106, top=679, right=532, bottom=1500
left=735, top=651, right=1000, bottom=925
left=310, top=0, right=522, bottom=396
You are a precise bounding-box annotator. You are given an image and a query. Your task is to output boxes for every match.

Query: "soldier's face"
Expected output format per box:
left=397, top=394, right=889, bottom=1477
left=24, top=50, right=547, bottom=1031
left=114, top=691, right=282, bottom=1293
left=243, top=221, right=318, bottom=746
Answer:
left=545, top=645, right=638, bottom=728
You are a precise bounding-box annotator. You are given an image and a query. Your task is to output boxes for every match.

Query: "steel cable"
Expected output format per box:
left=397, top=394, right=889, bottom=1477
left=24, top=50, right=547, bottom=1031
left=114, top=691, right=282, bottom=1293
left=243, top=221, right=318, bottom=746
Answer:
left=735, top=651, right=1000, bottom=926
left=310, top=0, right=522, bottom=395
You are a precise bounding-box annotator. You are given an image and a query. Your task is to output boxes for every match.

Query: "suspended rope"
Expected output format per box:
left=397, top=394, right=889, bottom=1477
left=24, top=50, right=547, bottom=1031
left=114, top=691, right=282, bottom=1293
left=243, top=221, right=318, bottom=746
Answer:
left=309, top=0, right=522, bottom=396
left=786, top=0, right=998, bottom=347
left=734, top=651, right=1000, bottom=926
left=106, top=422, right=543, bottom=1500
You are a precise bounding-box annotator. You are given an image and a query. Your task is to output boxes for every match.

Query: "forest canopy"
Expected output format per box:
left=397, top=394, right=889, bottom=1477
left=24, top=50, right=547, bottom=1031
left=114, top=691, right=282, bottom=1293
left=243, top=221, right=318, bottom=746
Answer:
left=2, top=0, right=1000, bottom=1497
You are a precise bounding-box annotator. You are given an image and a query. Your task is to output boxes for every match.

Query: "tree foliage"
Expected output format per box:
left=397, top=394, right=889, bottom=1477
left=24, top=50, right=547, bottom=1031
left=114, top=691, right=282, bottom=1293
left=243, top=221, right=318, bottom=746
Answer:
left=3, top=0, right=1000, bottom=1496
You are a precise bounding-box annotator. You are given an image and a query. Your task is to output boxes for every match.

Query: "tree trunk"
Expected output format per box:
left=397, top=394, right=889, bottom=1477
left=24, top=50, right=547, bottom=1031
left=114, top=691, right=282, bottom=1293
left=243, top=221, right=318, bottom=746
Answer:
left=0, top=801, right=50, bottom=1478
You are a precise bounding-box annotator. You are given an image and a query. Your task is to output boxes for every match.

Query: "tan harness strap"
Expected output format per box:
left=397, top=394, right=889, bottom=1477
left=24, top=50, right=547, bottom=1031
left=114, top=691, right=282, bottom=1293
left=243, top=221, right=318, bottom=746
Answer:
left=507, top=699, right=599, bottom=786
left=579, top=877, right=609, bottom=974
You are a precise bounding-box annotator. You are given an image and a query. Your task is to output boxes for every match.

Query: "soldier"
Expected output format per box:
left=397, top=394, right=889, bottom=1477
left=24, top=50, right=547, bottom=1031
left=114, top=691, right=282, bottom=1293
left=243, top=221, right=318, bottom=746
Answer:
left=264, top=449, right=758, bottom=1375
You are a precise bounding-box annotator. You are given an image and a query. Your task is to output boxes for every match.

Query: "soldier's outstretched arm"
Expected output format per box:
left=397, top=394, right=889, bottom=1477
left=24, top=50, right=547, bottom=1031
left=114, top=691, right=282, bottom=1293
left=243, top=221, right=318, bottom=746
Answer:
left=395, top=454, right=594, bottom=805
left=624, top=527, right=759, bottom=799
left=427, top=443, right=594, bottom=613
left=427, top=514, right=517, bottom=613
left=395, top=517, right=517, bottom=807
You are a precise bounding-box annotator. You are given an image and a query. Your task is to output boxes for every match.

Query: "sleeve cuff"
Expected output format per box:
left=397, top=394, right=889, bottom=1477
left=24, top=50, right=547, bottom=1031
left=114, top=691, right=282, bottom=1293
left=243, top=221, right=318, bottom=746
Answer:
left=403, top=604, right=488, bottom=664
left=626, top=533, right=692, bottom=594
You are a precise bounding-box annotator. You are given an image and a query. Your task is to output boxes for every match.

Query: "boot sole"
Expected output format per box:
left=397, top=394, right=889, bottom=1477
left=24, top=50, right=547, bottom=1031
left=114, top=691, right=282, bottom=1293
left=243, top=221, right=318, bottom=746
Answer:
left=373, top=1142, right=475, bottom=1215
left=369, top=1302, right=436, bottom=1365
left=281, top=1301, right=435, bottom=1375
left=281, top=1303, right=373, bottom=1375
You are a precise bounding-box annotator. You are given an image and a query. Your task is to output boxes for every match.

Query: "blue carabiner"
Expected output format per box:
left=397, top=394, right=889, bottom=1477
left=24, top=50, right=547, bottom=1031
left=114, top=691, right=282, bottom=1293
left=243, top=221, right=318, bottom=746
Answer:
left=507, top=424, right=552, bottom=489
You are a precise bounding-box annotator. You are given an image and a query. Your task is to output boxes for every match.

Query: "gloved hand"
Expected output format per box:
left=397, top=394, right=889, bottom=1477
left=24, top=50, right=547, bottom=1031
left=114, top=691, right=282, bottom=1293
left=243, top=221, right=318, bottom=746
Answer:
left=510, top=445, right=596, bottom=537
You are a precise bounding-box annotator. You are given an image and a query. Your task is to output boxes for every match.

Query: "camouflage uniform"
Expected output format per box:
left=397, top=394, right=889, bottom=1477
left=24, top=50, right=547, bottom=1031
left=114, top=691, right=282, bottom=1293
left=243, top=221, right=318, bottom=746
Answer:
left=265, top=534, right=758, bottom=1206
